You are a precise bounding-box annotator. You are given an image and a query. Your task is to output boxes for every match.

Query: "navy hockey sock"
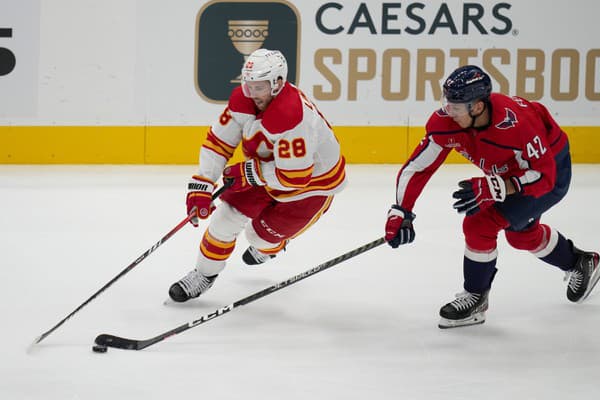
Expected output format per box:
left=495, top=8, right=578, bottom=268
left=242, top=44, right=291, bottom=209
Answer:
left=539, top=233, right=578, bottom=271
left=463, top=257, right=498, bottom=294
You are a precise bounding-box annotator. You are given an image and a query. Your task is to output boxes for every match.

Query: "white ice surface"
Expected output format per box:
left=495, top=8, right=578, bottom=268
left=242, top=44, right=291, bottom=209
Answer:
left=1, top=164, right=599, bottom=399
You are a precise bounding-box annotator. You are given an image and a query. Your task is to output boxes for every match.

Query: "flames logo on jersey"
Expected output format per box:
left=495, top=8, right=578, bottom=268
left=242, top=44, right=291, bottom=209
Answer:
left=495, top=108, right=518, bottom=130
left=243, top=130, right=274, bottom=161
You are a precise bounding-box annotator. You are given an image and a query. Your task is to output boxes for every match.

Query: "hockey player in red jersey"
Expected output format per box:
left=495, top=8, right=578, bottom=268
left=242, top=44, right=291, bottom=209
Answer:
left=169, top=49, right=346, bottom=302
left=385, top=65, right=600, bottom=328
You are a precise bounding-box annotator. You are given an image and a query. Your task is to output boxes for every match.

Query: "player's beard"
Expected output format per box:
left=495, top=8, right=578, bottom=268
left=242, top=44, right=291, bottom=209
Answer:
left=253, top=97, right=273, bottom=111
left=253, top=99, right=266, bottom=111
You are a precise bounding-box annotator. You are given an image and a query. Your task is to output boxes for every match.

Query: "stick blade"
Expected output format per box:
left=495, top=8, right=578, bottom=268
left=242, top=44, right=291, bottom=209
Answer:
left=26, top=339, right=40, bottom=354
left=26, top=333, right=48, bottom=353
left=95, top=333, right=140, bottom=350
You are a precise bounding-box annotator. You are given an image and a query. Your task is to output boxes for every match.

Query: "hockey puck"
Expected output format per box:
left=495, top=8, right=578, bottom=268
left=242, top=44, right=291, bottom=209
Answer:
left=92, top=344, right=108, bottom=353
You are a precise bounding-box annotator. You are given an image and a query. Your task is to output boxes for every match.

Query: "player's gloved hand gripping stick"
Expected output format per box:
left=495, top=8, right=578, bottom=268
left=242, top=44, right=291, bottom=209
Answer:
left=31, top=181, right=231, bottom=347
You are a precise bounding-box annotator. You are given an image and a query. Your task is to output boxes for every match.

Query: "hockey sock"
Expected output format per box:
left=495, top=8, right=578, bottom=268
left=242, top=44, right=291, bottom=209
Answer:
left=539, top=233, right=578, bottom=271
left=463, top=257, right=498, bottom=294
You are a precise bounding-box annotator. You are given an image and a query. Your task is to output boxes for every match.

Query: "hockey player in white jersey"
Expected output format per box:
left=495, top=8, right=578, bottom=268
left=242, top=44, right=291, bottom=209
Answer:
left=169, top=49, right=347, bottom=302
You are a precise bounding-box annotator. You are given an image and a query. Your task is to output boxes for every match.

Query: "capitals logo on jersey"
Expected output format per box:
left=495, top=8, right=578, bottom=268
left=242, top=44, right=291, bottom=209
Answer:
left=495, top=108, right=518, bottom=130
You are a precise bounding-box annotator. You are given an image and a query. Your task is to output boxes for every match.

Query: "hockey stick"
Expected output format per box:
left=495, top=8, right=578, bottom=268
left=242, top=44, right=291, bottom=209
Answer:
left=95, top=237, right=386, bottom=350
left=32, top=183, right=230, bottom=346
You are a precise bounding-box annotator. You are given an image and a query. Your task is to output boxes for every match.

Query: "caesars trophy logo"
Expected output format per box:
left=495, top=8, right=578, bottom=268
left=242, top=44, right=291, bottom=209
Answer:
left=196, top=1, right=299, bottom=103
left=228, top=20, right=269, bottom=83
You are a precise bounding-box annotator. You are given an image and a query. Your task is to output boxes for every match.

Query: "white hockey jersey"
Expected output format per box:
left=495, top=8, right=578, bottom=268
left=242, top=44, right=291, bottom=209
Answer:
left=198, top=82, right=347, bottom=202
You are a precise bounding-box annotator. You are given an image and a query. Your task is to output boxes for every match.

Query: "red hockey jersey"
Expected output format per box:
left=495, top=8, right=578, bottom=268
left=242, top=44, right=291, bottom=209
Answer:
left=395, top=93, right=569, bottom=211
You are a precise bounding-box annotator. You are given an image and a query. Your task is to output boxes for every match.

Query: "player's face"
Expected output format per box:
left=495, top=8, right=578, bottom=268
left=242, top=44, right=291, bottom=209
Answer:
left=243, top=81, right=274, bottom=111
left=441, top=97, right=472, bottom=127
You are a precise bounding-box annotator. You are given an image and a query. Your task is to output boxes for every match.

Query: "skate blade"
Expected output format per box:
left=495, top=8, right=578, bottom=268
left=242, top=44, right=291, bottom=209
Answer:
left=577, top=264, right=600, bottom=304
left=163, top=297, right=189, bottom=306
left=162, top=297, right=184, bottom=306
left=438, top=312, right=486, bottom=329
left=162, top=297, right=206, bottom=307
left=163, top=298, right=173, bottom=306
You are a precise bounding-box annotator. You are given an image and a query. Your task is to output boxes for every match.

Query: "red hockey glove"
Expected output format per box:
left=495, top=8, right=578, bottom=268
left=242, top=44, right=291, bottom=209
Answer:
left=452, top=175, right=507, bottom=216
left=222, top=159, right=265, bottom=192
left=385, top=205, right=416, bottom=248
left=186, top=175, right=216, bottom=226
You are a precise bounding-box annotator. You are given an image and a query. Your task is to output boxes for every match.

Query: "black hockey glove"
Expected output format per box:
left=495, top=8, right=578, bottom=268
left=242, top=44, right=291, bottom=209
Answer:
left=452, top=175, right=507, bottom=216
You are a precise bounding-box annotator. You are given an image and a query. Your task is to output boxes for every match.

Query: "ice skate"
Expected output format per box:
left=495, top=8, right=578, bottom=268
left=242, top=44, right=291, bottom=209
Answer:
left=438, top=290, right=489, bottom=329
left=168, top=269, right=218, bottom=303
left=565, top=248, right=600, bottom=303
left=242, top=246, right=277, bottom=265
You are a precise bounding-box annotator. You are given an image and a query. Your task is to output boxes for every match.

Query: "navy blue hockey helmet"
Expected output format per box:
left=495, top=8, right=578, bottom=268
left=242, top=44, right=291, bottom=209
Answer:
left=443, top=65, right=492, bottom=103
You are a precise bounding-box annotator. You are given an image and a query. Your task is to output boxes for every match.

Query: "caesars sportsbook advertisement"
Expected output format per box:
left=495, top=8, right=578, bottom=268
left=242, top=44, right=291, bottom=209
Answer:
left=1, top=0, right=599, bottom=163
left=194, top=0, right=599, bottom=127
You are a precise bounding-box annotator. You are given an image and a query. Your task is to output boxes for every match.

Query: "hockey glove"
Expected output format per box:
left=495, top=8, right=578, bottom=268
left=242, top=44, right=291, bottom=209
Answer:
left=452, top=175, right=507, bottom=216
left=222, top=159, right=265, bottom=192
left=186, top=175, right=216, bottom=226
left=385, top=205, right=416, bottom=248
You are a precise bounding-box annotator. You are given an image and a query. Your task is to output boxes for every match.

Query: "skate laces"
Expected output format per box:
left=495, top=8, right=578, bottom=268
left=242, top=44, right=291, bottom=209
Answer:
left=178, top=270, right=214, bottom=297
left=450, top=291, right=481, bottom=311
left=564, top=252, right=597, bottom=293
left=565, top=269, right=584, bottom=293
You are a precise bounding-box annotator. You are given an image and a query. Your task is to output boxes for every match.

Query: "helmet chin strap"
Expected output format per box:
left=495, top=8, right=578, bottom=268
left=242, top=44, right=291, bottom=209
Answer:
left=270, top=78, right=284, bottom=96
left=467, top=101, right=487, bottom=128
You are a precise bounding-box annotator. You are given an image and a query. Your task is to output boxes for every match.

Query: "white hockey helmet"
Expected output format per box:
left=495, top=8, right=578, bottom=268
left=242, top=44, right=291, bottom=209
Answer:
left=241, top=49, right=288, bottom=96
